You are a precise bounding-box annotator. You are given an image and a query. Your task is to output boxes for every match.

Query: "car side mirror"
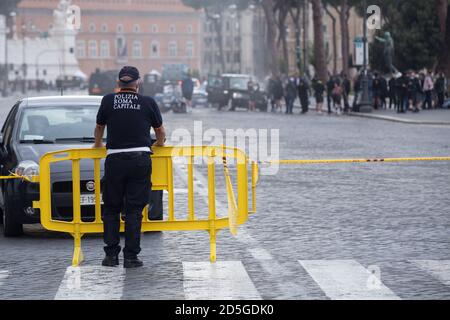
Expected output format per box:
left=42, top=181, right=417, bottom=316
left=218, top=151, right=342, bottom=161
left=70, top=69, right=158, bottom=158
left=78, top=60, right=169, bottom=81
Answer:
left=0, top=134, right=3, bottom=145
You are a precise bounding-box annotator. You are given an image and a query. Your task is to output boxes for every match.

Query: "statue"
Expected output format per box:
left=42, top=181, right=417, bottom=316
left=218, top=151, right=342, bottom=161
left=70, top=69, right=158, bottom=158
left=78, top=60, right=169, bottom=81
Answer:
left=53, top=0, right=72, bottom=31
left=375, top=32, right=399, bottom=75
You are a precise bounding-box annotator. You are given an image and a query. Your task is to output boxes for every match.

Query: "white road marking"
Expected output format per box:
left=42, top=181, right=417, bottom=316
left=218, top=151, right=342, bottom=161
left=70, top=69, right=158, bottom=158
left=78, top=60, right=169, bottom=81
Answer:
left=248, top=248, right=273, bottom=261
left=174, top=161, right=307, bottom=298
left=0, top=270, right=9, bottom=287
left=182, top=261, right=261, bottom=300
left=299, top=260, right=400, bottom=300
left=55, top=266, right=125, bottom=300
left=412, top=260, right=450, bottom=286
left=163, top=188, right=188, bottom=194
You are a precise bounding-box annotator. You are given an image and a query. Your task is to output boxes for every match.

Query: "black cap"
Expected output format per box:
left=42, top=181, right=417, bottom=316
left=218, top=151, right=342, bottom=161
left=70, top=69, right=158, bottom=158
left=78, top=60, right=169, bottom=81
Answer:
left=118, top=66, right=140, bottom=83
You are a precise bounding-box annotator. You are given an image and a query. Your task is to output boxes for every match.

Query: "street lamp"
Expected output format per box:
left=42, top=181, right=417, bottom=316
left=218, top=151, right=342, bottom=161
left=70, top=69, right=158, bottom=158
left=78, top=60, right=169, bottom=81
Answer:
left=2, top=12, right=16, bottom=97
left=21, top=23, right=27, bottom=94
left=357, top=0, right=373, bottom=113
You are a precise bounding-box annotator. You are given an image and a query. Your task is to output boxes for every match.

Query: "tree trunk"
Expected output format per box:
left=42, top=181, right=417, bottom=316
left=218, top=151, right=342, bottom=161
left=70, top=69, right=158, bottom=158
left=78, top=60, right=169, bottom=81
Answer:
left=212, top=18, right=226, bottom=73
left=205, top=7, right=226, bottom=73
left=437, top=4, right=450, bottom=76
left=311, top=0, right=327, bottom=82
left=277, top=7, right=289, bottom=73
left=262, top=0, right=280, bottom=77
left=325, top=5, right=337, bottom=75
left=339, top=0, right=350, bottom=76
left=438, top=0, right=448, bottom=34
left=289, top=5, right=302, bottom=74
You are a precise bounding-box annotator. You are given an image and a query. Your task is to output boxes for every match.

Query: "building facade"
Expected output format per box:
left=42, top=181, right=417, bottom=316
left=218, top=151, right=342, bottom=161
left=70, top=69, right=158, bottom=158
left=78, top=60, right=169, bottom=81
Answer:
left=201, top=5, right=268, bottom=80
left=15, top=0, right=203, bottom=78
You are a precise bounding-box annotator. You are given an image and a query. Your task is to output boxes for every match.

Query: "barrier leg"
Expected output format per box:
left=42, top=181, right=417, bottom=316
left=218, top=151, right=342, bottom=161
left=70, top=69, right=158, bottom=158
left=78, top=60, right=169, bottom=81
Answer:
left=209, top=229, right=217, bottom=263
left=71, top=232, right=84, bottom=267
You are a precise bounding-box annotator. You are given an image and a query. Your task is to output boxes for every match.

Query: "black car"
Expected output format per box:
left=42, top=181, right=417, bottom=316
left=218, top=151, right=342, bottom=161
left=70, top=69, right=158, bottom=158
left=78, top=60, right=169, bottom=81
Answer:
left=88, top=70, right=118, bottom=96
left=0, top=96, right=106, bottom=236
left=140, top=74, right=163, bottom=97
left=206, top=74, right=268, bottom=112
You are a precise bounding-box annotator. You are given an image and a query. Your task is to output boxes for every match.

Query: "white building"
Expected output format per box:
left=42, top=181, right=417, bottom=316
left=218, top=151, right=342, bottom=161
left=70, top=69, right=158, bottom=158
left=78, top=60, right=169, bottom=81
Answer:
left=0, top=2, right=83, bottom=85
left=201, top=5, right=268, bottom=79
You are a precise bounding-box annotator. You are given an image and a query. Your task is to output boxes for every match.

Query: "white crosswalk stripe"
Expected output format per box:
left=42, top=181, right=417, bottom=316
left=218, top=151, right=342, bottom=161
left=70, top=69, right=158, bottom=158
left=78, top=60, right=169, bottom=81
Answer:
left=0, top=270, right=9, bottom=288
left=55, top=266, right=125, bottom=300
left=182, top=261, right=262, bottom=300
left=299, top=260, right=400, bottom=300
left=9, top=258, right=450, bottom=299
left=411, top=260, right=450, bottom=287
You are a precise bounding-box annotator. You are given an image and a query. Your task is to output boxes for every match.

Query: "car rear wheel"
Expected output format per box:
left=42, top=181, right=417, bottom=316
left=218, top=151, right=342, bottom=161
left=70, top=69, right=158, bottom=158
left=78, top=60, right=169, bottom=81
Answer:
left=3, top=194, right=23, bottom=237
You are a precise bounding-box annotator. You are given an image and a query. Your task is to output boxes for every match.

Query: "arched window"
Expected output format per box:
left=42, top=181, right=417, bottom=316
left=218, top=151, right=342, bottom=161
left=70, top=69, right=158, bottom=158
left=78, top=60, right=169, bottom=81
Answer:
left=132, top=41, right=142, bottom=58
left=88, top=40, right=98, bottom=58
left=186, top=41, right=194, bottom=57
left=89, top=23, right=96, bottom=33
left=168, top=41, right=177, bottom=57
left=150, top=41, right=160, bottom=58
left=76, top=40, right=86, bottom=58
left=100, top=40, right=110, bottom=58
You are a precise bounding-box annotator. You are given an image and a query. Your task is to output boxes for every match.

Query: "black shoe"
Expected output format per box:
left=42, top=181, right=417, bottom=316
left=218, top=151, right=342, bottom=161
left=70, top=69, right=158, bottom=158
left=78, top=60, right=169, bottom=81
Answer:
left=102, top=255, right=119, bottom=267
left=124, top=257, right=144, bottom=268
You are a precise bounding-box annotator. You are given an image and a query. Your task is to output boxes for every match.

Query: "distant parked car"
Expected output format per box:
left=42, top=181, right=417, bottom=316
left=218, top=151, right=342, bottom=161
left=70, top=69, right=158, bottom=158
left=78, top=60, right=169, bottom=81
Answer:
left=206, top=73, right=268, bottom=112
left=88, top=70, right=118, bottom=96
left=192, top=86, right=208, bottom=108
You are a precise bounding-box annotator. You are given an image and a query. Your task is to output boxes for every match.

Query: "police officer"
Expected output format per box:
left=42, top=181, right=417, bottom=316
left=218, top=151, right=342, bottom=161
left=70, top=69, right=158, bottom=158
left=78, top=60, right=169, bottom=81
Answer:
left=94, top=66, right=166, bottom=268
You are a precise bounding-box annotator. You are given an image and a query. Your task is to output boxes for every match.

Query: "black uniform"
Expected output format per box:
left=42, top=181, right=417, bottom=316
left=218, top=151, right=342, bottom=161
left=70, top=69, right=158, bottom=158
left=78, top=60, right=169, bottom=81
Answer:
left=342, top=77, right=351, bottom=111
left=435, top=75, right=446, bottom=108
left=298, top=79, right=309, bottom=114
left=97, top=89, right=163, bottom=259
left=326, top=78, right=335, bottom=113
left=312, top=79, right=325, bottom=104
left=388, top=77, right=397, bottom=109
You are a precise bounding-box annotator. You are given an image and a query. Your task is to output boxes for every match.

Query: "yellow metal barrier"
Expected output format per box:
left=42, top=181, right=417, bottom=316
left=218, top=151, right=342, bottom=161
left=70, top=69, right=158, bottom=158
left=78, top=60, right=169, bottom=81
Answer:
left=30, top=146, right=252, bottom=266
left=2, top=152, right=448, bottom=267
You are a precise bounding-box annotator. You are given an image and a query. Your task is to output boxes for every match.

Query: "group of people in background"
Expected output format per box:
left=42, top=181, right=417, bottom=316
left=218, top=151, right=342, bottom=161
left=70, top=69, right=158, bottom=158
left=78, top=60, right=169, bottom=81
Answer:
left=356, top=70, right=448, bottom=113
left=264, top=70, right=448, bottom=115
left=266, top=73, right=352, bottom=115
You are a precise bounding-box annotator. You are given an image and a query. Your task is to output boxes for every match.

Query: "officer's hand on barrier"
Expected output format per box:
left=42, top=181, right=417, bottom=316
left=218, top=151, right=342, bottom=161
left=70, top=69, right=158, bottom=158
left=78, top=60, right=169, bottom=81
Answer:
left=152, top=141, right=164, bottom=147
left=92, top=142, right=104, bottom=149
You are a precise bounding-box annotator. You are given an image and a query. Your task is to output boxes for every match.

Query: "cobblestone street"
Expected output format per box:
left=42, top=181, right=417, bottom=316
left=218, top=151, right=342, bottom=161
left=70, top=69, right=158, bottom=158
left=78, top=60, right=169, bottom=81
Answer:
left=1, top=100, right=450, bottom=300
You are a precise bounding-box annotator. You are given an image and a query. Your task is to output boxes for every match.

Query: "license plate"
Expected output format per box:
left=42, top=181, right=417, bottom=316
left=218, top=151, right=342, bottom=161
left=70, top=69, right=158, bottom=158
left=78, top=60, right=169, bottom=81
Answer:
left=80, top=194, right=103, bottom=206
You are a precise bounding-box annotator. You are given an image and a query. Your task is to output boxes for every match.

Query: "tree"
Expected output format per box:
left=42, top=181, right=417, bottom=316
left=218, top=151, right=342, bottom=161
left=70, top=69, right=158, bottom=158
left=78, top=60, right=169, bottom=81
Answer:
left=324, top=0, right=359, bottom=76
left=261, top=0, right=280, bottom=76
left=354, top=0, right=447, bottom=75
left=287, top=0, right=306, bottom=74
left=324, top=3, right=337, bottom=75
left=437, top=0, right=450, bottom=75
left=274, top=1, right=290, bottom=72
left=311, top=0, right=327, bottom=81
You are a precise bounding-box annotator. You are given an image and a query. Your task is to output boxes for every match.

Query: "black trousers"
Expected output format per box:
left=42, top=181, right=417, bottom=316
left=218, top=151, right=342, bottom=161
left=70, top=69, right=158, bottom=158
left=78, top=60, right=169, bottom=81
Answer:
left=422, top=90, right=433, bottom=109
left=102, top=152, right=151, bottom=259
left=149, top=190, right=163, bottom=220
left=437, top=92, right=445, bottom=108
